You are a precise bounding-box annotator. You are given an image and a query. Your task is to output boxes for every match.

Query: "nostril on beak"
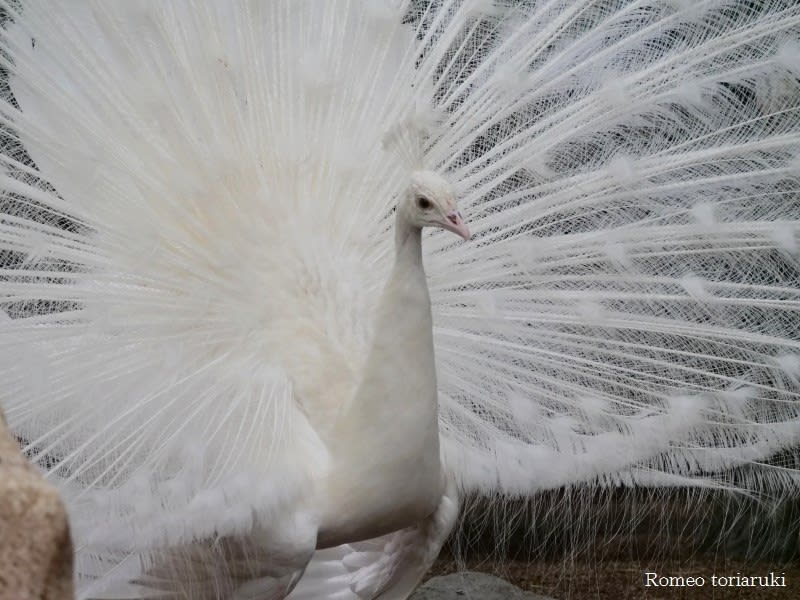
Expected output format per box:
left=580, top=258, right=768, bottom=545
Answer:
left=447, top=213, right=459, bottom=225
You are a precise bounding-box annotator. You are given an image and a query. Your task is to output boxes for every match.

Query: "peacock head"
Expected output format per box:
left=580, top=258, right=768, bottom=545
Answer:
left=402, top=170, right=470, bottom=240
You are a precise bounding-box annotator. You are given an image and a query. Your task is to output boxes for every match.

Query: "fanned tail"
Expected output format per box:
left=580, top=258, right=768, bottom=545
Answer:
left=0, top=0, right=421, bottom=595
left=413, top=0, right=800, bottom=495
left=1, top=0, right=799, bottom=593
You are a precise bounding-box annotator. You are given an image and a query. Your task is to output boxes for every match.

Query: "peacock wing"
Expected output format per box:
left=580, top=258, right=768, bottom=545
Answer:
left=77, top=524, right=317, bottom=600
left=287, top=478, right=459, bottom=600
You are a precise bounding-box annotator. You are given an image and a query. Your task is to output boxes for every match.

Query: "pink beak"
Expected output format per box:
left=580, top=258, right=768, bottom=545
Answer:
left=440, top=210, right=471, bottom=240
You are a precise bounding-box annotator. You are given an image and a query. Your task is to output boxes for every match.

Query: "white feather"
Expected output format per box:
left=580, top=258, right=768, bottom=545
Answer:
left=1, top=0, right=799, bottom=597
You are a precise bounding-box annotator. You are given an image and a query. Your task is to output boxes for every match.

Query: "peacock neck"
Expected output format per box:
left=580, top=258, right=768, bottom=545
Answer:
left=317, top=215, right=443, bottom=548
left=394, top=211, right=423, bottom=262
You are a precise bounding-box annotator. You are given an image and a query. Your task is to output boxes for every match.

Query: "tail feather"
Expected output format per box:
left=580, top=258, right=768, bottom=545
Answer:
left=0, top=0, right=798, bottom=593
left=416, top=0, right=800, bottom=494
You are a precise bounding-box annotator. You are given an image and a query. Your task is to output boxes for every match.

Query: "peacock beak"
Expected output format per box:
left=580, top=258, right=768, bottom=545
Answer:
left=440, top=210, right=471, bottom=240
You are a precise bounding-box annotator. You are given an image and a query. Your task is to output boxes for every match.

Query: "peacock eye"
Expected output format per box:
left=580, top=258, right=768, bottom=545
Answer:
left=417, top=197, right=431, bottom=210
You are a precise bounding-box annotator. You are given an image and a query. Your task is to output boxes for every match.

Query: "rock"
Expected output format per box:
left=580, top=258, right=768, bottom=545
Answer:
left=411, top=572, right=556, bottom=600
left=0, top=409, right=74, bottom=599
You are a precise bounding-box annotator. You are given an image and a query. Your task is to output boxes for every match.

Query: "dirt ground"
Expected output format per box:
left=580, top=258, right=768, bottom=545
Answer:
left=427, top=557, right=800, bottom=599
left=427, top=490, right=800, bottom=599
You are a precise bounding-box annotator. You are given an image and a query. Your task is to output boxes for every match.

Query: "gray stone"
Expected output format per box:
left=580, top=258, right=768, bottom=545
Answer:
left=411, top=572, right=556, bottom=600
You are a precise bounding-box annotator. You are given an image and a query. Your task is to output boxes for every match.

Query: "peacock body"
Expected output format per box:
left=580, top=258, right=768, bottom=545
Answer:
left=0, top=0, right=799, bottom=598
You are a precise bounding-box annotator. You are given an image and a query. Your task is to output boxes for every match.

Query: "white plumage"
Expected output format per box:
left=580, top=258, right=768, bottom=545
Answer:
left=0, top=0, right=798, bottom=597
